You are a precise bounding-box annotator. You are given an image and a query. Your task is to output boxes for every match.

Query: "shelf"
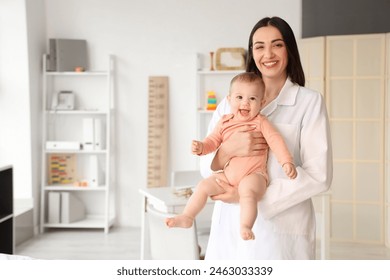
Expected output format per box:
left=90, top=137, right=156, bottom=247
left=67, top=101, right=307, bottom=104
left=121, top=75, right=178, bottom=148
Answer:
left=43, top=215, right=115, bottom=229
left=44, top=185, right=107, bottom=191
left=45, top=149, right=107, bottom=154
left=14, top=198, right=33, bottom=216
left=46, top=110, right=108, bottom=115
left=197, top=70, right=244, bottom=75
left=198, top=109, right=216, bottom=114
left=0, top=214, right=13, bottom=224
left=45, top=71, right=108, bottom=76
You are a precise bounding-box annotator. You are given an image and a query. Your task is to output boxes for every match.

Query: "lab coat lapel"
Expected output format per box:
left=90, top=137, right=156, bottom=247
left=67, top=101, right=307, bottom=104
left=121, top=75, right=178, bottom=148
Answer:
left=261, top=78, right=298, bottom=117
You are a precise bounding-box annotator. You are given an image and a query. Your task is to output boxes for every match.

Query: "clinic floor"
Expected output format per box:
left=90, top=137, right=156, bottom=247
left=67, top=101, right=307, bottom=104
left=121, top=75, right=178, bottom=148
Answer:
left=14, top=226, right=390, bottom=260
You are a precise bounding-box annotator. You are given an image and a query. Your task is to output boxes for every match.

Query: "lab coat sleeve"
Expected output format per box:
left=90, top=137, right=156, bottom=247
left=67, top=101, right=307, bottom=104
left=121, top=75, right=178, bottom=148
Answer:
left=259, top=93, right=333, bottom=219
left=260, top=117, right=293, bottom=166
left=199, top=97, right=230, bottom=178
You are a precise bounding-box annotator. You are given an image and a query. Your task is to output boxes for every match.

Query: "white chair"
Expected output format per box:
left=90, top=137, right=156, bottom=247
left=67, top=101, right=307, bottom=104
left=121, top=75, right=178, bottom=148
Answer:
left=146, top=204, right=200, bottom=260
left=170, top=170, right=213, bottom=258
left=171, top=170, right=213, bottom=234
left=170, top=170, right=203, bottom=187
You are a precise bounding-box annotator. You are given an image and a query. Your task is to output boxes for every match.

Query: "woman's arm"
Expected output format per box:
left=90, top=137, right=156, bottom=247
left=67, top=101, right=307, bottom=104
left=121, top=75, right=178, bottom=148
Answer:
left=259, top=92, right=333, bottom=219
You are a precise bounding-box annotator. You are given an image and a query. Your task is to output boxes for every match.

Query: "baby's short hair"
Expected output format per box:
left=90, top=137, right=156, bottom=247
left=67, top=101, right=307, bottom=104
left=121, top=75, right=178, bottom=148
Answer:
left=229, top=72, right=264, bottom=93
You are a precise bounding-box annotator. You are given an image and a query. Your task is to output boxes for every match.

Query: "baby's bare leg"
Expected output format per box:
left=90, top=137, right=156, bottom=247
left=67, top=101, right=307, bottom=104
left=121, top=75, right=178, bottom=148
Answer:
left=238, top=173, right=267, bottom=240
left=165, top=173, right=226, bottom=228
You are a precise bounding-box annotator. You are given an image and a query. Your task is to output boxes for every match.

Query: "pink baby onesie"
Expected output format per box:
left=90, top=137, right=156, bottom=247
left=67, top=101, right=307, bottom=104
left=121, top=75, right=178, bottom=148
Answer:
left=200, top=113, right=293, bottom=186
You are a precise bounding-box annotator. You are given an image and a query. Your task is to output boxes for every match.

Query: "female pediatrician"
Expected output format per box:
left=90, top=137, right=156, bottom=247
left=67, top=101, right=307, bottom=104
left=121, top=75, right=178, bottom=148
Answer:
left=200, top=17, right=333, bottom=259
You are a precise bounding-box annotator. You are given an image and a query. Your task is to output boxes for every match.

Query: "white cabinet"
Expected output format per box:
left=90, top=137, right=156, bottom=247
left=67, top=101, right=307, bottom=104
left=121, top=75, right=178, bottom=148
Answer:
left=196, top=69, right=243, bottom=139
left=40, top=55, right=115, bottom=233
left=386, top=33, right=390, bottom=248
left=299, top=34, right=388, bottom=245
left=325, top=34, right=385, bottom=244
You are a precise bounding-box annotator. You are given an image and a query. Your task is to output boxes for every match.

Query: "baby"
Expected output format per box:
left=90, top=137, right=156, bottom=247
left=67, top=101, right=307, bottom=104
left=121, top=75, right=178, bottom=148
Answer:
left=166, top=72, right=296, bottom=240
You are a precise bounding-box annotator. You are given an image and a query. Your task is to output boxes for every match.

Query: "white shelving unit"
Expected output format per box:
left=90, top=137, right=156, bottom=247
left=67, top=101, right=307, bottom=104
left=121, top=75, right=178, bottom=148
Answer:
left=196, top=69, right=243, bottom=139
left=40, top=54, right=115, bottom=233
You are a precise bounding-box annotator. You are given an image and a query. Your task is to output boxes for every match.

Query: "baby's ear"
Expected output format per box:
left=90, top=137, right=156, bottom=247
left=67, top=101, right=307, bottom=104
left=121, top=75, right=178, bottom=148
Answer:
left=227, top=94, right=231, bottom=101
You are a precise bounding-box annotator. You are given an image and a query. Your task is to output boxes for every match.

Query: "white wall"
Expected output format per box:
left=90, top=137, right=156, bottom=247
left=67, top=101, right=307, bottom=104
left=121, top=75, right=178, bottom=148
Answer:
left=30, top=0, right=301, bottom=227
left=25, top=0, right=46, bottom=232
left=0, top=0, right=33, bottom=199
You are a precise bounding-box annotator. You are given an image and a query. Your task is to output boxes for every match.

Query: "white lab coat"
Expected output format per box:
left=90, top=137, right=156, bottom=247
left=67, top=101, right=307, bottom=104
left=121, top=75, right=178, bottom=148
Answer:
left=201, top=78, right=333, bottom=260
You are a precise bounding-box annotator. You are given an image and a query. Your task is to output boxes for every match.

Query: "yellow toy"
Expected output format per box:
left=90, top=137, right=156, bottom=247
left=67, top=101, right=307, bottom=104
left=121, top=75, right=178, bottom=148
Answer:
left=206, top=91, right=217, bottom=110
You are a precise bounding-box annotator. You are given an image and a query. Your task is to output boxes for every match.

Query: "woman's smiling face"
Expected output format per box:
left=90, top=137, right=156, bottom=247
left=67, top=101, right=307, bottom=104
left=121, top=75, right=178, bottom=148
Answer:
left=251, top=25, right=288, bottom=82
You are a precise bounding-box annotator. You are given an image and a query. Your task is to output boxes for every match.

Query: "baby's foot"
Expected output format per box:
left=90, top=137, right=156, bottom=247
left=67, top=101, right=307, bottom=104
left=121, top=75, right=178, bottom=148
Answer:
left=165, top=215, right=194, bottom=228
left=241, top=226, right=255, bottom=240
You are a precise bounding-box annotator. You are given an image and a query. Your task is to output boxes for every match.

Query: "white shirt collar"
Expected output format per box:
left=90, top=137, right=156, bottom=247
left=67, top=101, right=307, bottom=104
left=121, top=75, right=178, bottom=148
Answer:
left=261, top=77, right=299, bottom=116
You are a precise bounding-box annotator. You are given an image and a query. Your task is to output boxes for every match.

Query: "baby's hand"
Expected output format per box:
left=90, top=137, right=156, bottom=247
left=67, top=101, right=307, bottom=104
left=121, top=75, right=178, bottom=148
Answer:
left=283, top=162, right=297, bottom=179
left=192, top=140, right=203, bottom=155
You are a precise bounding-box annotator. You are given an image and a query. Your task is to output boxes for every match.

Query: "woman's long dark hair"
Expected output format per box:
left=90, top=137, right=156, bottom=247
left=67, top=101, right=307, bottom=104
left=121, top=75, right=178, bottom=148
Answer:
left=246, top=17, right=305, bottom=86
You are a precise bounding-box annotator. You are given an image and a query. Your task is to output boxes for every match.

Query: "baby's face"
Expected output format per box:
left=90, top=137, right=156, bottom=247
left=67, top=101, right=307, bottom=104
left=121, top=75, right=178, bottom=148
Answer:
left=228, top=81, right=264, bottom=121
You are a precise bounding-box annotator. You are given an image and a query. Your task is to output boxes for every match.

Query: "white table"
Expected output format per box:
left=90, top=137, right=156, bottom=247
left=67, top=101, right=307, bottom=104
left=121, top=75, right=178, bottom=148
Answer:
left=139, top=187, right=331, bottom=260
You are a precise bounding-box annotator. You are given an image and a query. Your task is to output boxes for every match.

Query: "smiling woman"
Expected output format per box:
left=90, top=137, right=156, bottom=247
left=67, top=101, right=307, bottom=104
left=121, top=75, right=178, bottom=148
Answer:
left=203, top=17, right=332, bottom=260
